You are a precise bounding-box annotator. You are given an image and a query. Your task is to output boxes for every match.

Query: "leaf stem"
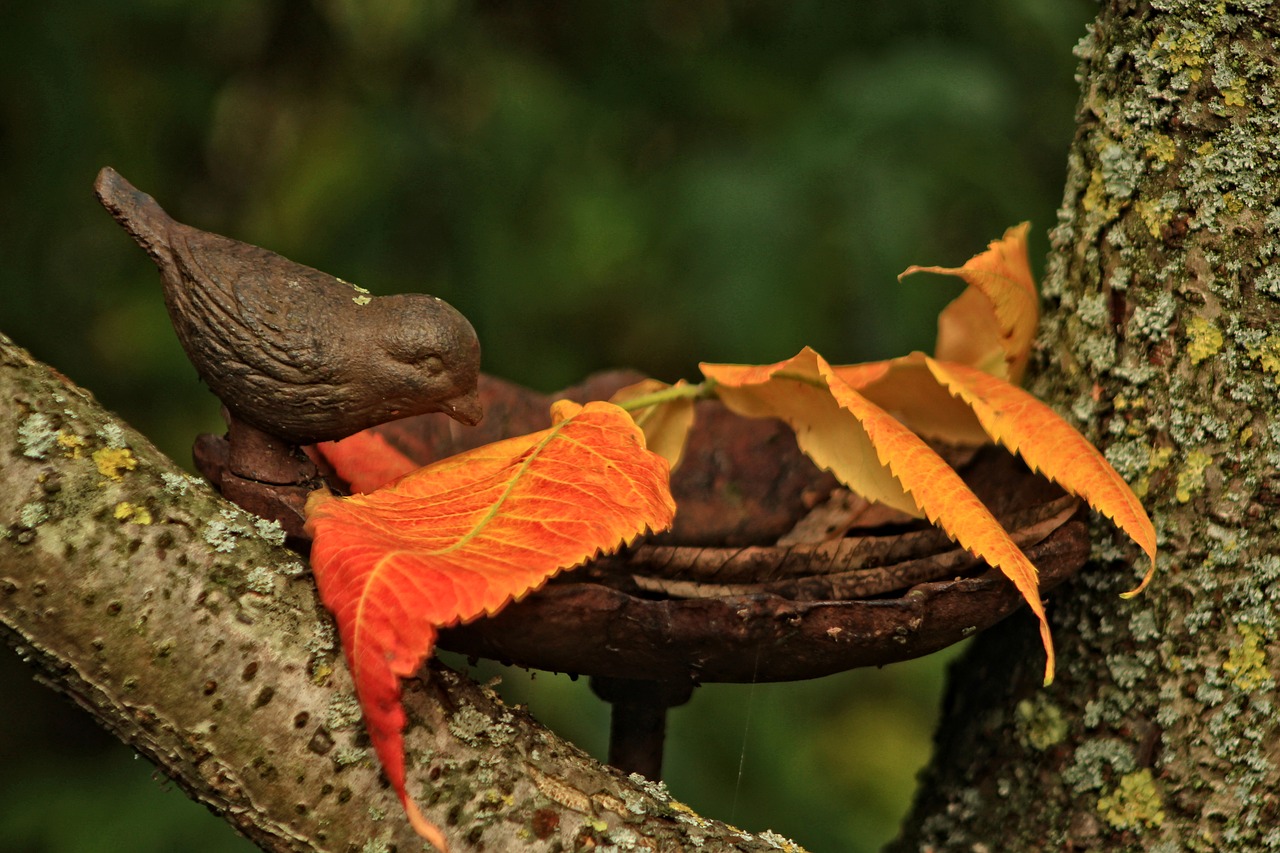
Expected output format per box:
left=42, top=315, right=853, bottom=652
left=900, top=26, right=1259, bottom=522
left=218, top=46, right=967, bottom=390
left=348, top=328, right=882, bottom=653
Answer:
left=614, top=380, right=718, bottom=412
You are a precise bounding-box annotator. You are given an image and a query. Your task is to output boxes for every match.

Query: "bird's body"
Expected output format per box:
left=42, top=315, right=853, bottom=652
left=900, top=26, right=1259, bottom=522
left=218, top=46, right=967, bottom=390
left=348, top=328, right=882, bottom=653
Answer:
left=94, top=167, right=481, bottom=445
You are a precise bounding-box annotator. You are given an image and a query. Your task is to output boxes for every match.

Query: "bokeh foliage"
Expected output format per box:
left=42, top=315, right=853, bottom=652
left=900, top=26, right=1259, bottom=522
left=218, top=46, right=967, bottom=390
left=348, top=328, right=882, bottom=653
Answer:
left=0, top=1, right=1091, bottom=850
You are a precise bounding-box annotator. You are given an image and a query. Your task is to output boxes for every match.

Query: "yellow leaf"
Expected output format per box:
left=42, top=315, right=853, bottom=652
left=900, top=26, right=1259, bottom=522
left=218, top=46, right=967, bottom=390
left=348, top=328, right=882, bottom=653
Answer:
left=609, top=378, right=696, bottom=471
left=826, top=360, right=892, bottom=389
left=901, top=222, right=1038, bottom=382
left=704, top=347, right=1055, bottom=683
left=925, top=358, right=1156, bottom=594
left=702, top=349, right=921, bottom=518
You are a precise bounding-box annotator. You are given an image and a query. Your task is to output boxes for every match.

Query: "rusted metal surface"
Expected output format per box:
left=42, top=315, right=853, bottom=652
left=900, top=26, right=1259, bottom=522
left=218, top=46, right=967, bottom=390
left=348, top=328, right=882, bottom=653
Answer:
left=590, top=678, right=694, bottom=779
left=591, top=496, right=1077, bottom=598
left=438, top=493, right=1088, bottom=683
left=434, top=446, right=1089, bottom=684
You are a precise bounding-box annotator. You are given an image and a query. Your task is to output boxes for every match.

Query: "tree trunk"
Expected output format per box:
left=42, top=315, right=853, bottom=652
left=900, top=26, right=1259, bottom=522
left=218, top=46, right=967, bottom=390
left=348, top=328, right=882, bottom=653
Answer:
left=0, top=332, right=793, bottom=852
left=894, top=3, right=1280, bottom=851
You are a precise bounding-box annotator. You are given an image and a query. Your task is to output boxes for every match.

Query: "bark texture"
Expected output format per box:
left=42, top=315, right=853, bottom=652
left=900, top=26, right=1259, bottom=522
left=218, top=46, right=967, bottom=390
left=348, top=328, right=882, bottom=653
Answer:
left=894, top=3, right=1280, bottom=851
left=0, top=332, right=797, bottom=853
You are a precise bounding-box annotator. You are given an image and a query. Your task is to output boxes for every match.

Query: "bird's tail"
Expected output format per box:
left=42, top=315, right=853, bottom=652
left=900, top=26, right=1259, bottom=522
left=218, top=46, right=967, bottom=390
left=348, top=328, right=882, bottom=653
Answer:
left=94, top=167, right=176, bottom=268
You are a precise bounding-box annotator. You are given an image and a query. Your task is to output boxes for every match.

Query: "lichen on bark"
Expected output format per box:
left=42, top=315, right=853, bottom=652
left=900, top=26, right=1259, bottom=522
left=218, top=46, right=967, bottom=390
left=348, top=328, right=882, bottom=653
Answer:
left=892, top=4, right=1280, bottom=851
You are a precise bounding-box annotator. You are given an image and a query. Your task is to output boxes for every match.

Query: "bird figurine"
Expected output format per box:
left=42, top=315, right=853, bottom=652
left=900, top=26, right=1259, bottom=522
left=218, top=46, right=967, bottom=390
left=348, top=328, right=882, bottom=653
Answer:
left=94, top=167, right=482, bottom=447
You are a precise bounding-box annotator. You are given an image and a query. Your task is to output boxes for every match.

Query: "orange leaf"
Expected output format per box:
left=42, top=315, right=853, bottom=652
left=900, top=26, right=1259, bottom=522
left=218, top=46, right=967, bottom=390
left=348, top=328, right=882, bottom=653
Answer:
left=312, top=430, right=418, bottom=494
left=827, top=360, right=893, bottom=389
left=925, top=358, right=1157, bottom=594
left=704, top=347, right=1055, bottom=684
left=901, top=222, right=1038, bottom=382
left=304, top=400, right=676, bottom=847
left=831, top=353, right=989, bottom=446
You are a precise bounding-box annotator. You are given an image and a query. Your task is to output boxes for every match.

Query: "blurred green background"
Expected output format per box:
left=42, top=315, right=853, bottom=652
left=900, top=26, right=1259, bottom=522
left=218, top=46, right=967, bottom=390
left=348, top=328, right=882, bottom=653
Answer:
left=0, top=1, right=1091, bottom=850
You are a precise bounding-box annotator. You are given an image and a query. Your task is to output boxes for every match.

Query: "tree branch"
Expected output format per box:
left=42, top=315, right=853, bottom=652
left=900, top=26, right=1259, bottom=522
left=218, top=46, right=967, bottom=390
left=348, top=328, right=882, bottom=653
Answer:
left=0, top=332, right=795, bottom=852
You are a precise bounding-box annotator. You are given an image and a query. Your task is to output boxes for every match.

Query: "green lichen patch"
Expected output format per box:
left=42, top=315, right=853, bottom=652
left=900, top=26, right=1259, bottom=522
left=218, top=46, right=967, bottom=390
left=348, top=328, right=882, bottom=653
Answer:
left=358, top=831, right=392, bottom=853
left=1015, top=694, right=1069, bottom=751
left=1097, top=769, right=1165, bottom=831
left=200, top=504, right=284, bottom=550
left=332, top=745, right=369, bottom=768
left=758, top=829, right=806, bottom=851
left=1174, top=449, right=1213, bottom=503
left=629, top=774, right=671, bottom=803
left=448, top=704, right=496, bottom=748
left=277, top=558, right=307, bottom=578
left=18, top=501, right=49, bottom=528
left=1064, top=739, right=1137, bottom=793
left=244, top=566, right=277, bottom=595
left=96, top=421, right=129, bottom=449
left=18, top=412, right=58, bottom=459
left=1223, top=624, right=1271, bottom=692
left=202, top=517, right=242, bottom=553
left=160, top=471, right=203, bottom=495
left=253, top=518, right=287, bottom=546
left=1077, top=292, right=1110, bottom=329
left=1256, top=265, right=1280, bottom=300
left=1185, top=315, right=1224, bottom=364
left=304, top=618, right=336, bottom=658
left=1144, top=133, right=1177, bottom=164
left=201, top=508, right=290, bottom=553
left=1097, top=139, right=1142, bottom=201
left=1129, top=292, right=1177, bottom=341
left=324, top=692, right=364, bottom=731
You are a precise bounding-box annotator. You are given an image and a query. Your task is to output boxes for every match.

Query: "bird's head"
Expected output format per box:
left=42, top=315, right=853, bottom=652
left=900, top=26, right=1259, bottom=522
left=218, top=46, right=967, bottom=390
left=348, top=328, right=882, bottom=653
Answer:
left=363, top=293, right=483, bottom=426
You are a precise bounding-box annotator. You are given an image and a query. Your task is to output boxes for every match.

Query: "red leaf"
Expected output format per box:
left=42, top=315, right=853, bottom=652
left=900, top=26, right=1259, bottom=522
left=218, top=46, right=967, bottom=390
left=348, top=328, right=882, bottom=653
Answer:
left=313, top=430, right=418, bottom=494
left=304, top=401, right=676, bottom=847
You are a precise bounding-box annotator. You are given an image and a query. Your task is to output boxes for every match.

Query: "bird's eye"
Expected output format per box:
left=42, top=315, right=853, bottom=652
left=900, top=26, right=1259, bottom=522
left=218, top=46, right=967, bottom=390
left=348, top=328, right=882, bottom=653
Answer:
left=384, top=335, right=444, bottom=369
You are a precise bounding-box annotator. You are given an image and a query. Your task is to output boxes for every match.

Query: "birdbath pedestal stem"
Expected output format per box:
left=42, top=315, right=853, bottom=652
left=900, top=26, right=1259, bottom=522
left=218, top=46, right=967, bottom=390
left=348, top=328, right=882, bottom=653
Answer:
left=590, top=676, right=695, bottom=780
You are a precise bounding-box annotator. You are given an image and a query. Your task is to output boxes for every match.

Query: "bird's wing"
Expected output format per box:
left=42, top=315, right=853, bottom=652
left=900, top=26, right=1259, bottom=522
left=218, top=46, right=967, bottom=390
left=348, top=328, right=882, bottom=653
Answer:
left=167, top=226, right=339, bottom=384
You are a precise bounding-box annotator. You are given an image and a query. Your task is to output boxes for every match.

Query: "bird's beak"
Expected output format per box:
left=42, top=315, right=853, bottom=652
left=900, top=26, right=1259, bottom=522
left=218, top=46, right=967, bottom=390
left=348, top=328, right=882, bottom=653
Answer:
left=442, top=389, right=483, bottom=426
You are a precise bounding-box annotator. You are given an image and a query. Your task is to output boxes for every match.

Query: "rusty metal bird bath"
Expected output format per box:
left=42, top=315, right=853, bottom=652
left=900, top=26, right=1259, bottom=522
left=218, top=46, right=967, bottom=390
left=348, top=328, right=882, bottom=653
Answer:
left=199, top=375, right=1090, bottom=779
